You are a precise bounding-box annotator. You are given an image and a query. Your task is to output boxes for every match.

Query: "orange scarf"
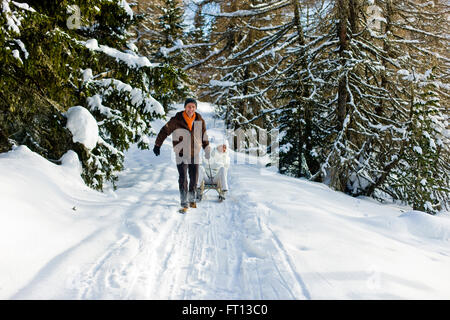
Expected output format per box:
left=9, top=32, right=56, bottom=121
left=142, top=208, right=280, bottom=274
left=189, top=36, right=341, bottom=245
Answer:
left=183, top=111, right=196, bottom=131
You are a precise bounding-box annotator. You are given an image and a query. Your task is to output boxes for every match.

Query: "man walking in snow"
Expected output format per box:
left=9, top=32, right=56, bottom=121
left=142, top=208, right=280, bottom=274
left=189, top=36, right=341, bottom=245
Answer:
left=198, top=141, right=230, bottom=200
left=153, top=98, right=210, bottom=213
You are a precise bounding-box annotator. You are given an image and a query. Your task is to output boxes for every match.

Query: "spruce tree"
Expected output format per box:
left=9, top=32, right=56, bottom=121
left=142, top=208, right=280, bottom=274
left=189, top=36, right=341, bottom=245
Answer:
left=357, top=0, right=450, bottom=212
left=200, top=0, right=291, bottom=157
left=387, top=70, right=449, bottom=213
left=278, top=0, right=322, bottom=178
left=0, top=0, right=166, bottom=190
left=137, top=0, right=190, bottom=112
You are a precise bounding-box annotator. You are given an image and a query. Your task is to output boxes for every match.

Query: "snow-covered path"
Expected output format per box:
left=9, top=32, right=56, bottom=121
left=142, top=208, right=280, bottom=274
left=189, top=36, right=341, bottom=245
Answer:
left=5, top=103, right=310, bottom=300
left=2, top=102, right=450, bottom=300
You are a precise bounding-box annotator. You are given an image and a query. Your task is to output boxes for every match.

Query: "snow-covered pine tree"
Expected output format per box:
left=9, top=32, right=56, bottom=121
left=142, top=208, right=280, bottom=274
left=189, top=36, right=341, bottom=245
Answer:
left=188, top=0, right=210, bottom=50
left=0, top=1, right=39, bottom=153
left=191, top=1, right=327, bottom=174
left=277, top=0, right=324, bottom=178
left=346, top=0, right=409, bottom=199
left=387, top=69, right=449, bottom=213
left=194, top=1, right=324, bottom=170
left=301, top=0, right=411, bottom=198
left=184, top=0, right=215, bottom=89
left=0, top=0, right=165, bottom=191
left=200, top=0, right=291, bottom=157
left=353, top=0, right=449, bottom=212
left=201, top=0, right=251, bottom=128
left=136, top=0, right=190, bottom=112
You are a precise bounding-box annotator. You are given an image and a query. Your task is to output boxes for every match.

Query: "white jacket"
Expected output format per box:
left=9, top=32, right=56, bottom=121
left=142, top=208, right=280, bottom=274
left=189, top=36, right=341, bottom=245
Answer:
left=204, top=147, right=230, bottom=175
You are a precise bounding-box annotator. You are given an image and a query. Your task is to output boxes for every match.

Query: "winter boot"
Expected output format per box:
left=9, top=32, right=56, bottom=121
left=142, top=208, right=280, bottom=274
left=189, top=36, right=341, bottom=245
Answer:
left=179, top=207, right=188, bottom=214
left=189, top=202, right=197, bottom=208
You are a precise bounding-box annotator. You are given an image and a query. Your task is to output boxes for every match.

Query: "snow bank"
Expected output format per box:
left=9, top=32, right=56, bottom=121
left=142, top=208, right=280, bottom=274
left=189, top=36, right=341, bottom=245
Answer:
left=60, top=150, right=82, bottom=176
left=65, top=106, right=99, bottom=150
left=399, top=211, right=450, bottom=241
left=233, top=163, right=450, bottom=299
left=0, top=146, right=110, bottom=298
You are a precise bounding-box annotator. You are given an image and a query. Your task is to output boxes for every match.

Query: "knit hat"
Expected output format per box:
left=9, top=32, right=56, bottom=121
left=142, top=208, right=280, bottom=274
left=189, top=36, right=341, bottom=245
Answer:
left=184, top=98, right=197, bottom=108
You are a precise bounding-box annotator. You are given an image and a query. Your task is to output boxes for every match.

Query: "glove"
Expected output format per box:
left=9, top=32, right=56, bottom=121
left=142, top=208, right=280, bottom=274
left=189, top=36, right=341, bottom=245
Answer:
left=153, top=145, right=160, bottom=156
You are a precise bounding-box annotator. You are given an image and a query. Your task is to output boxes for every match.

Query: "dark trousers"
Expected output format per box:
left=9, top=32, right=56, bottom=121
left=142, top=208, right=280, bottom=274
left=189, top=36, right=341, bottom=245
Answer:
left=176, top=162, right=199, bottom=207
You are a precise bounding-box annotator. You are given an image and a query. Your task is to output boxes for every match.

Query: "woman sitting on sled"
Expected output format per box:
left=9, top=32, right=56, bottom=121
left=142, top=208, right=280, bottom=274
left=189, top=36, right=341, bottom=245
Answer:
left=197, top=141, right=230, bottom=202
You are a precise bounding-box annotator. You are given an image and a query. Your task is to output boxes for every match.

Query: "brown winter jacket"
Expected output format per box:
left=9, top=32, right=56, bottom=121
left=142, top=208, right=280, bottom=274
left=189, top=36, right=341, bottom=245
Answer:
left=155, top=111, right=210, bottom=163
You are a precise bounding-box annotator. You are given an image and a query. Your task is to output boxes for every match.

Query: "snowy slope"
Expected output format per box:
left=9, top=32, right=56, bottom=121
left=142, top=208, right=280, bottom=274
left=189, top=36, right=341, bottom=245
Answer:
left=1, top=102, right=450, bottom=299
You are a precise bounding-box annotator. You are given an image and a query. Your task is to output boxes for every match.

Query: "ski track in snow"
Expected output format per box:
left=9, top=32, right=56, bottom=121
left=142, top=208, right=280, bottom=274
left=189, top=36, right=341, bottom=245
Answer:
left=70, top=159, right=309, bottom=299
left=74, top=165, right=307, bottom=299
